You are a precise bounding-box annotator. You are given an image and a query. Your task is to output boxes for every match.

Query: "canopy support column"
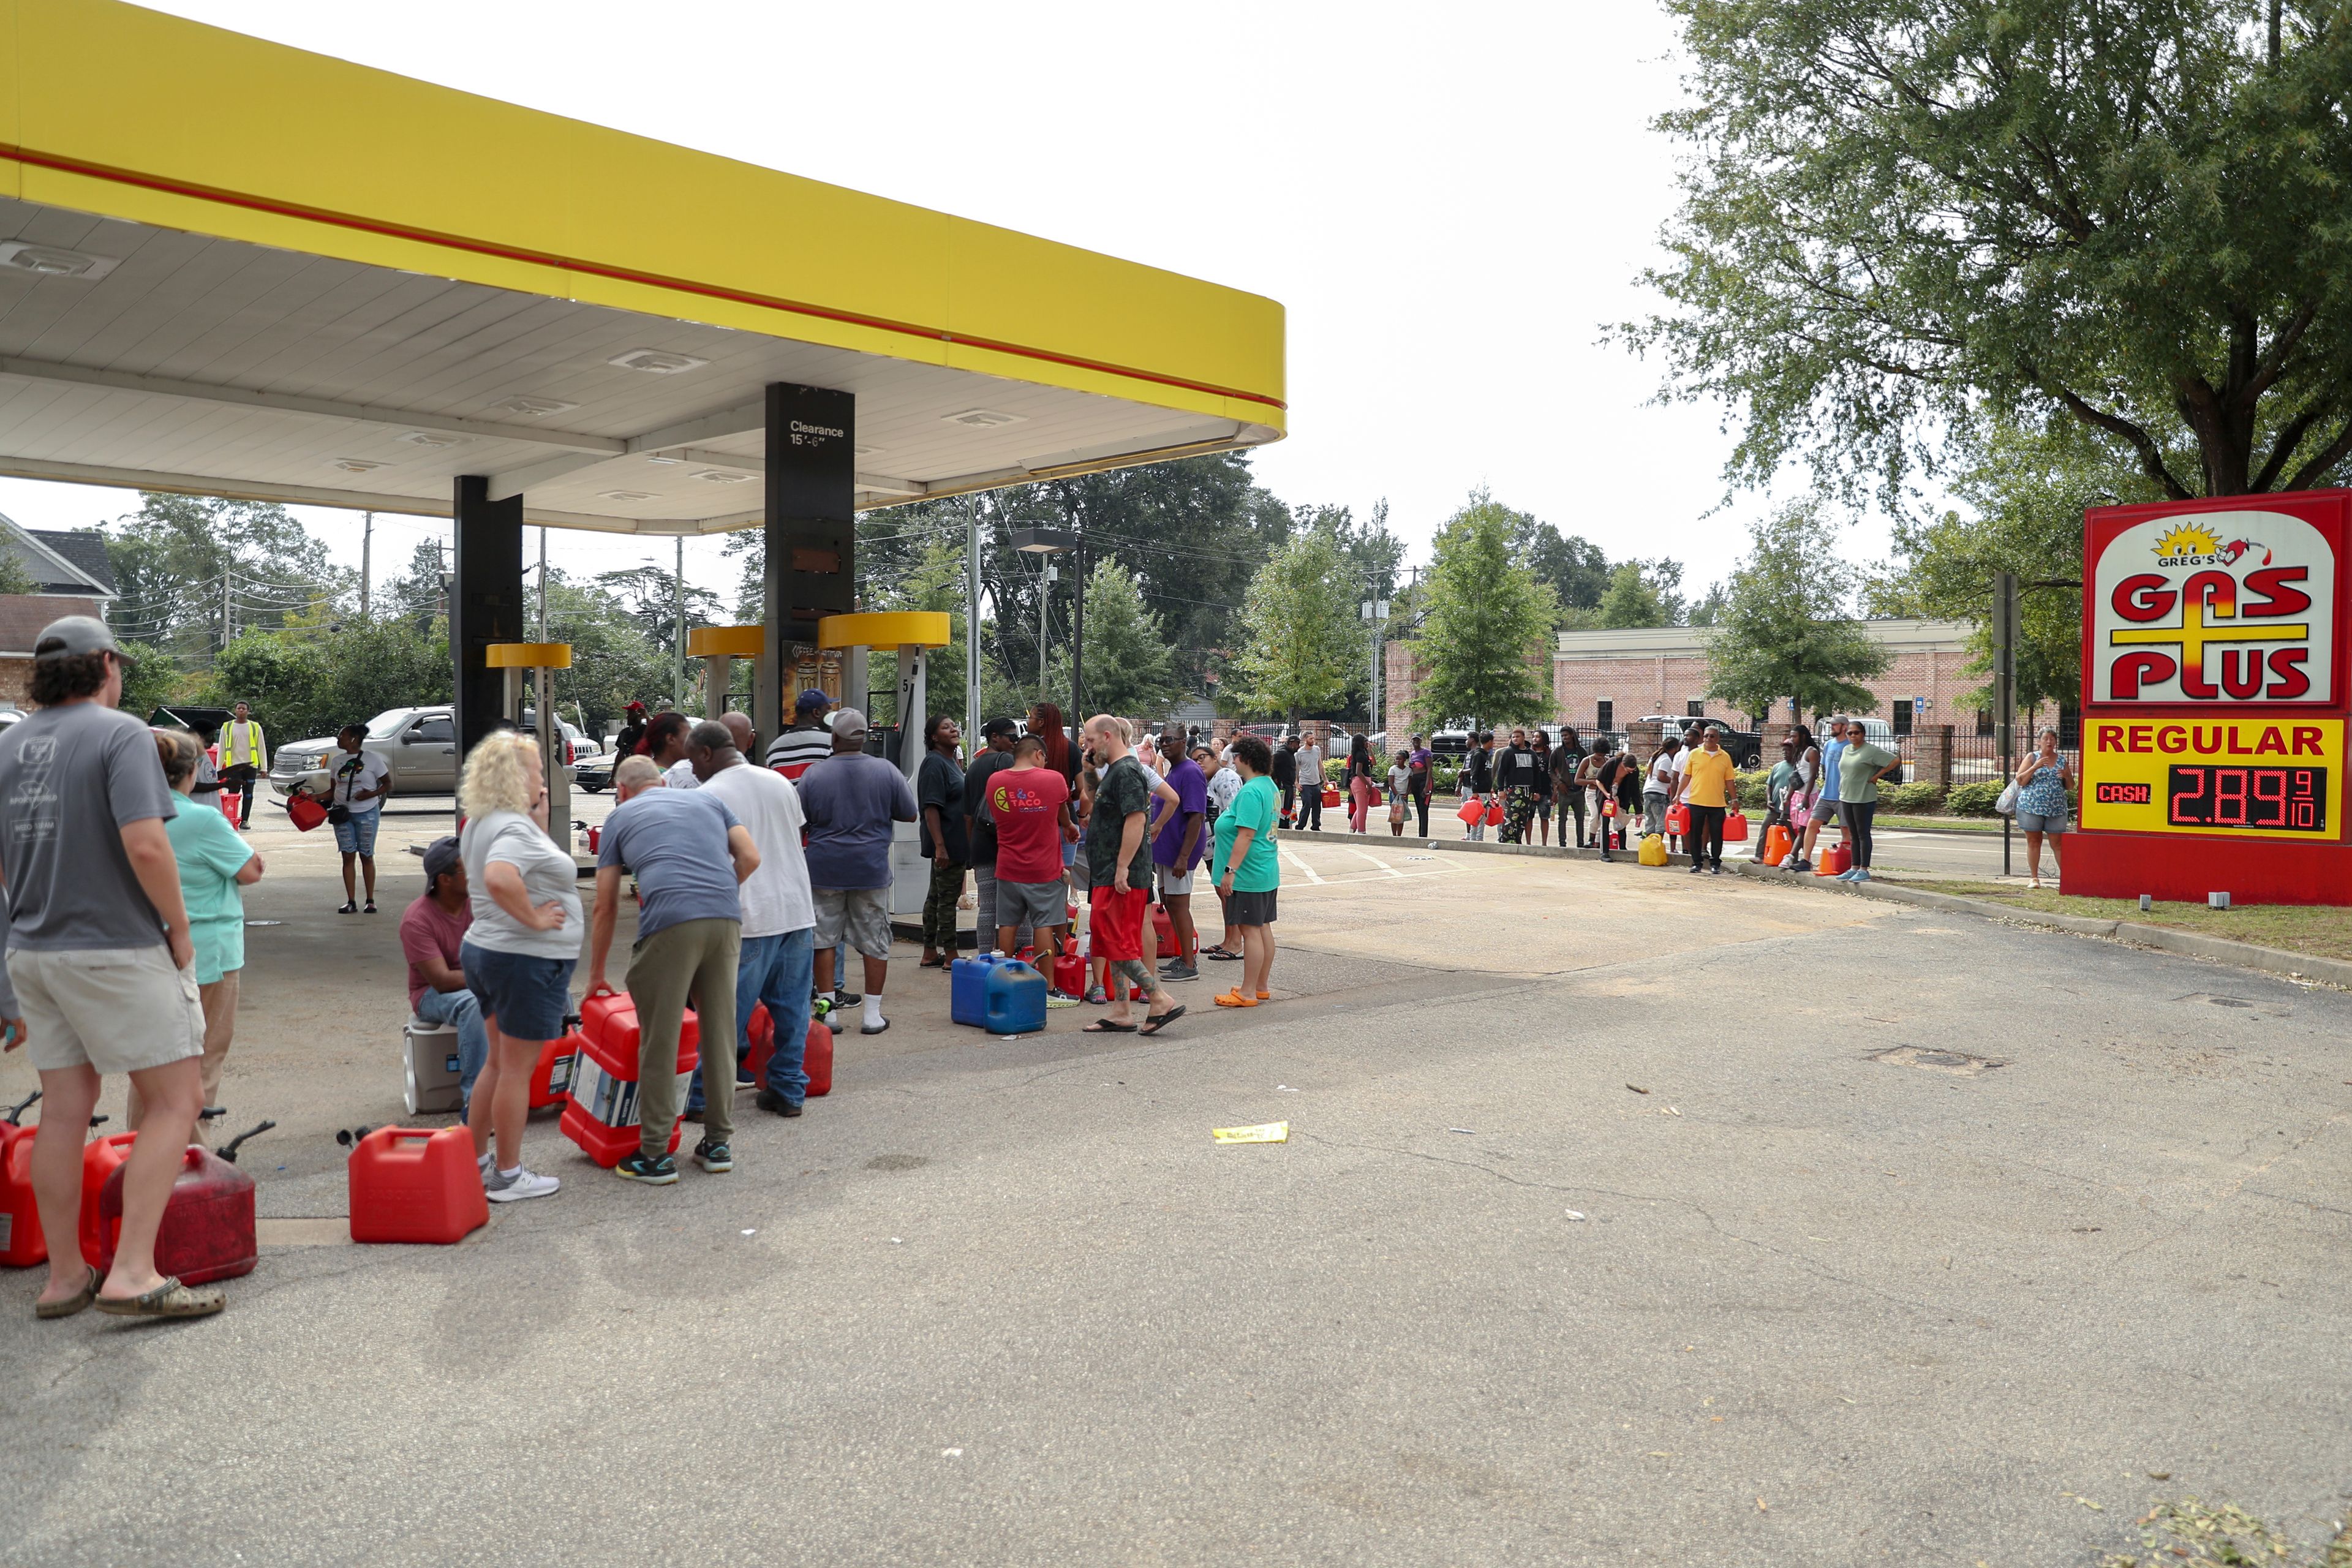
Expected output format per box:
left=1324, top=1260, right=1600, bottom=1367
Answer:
left=758, top=382, right=856, bottom=749
left=452, top=475, right=525, bottom=763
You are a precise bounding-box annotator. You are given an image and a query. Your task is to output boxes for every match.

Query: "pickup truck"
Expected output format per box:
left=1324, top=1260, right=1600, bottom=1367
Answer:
left=271, top=706, right=579, bottom=799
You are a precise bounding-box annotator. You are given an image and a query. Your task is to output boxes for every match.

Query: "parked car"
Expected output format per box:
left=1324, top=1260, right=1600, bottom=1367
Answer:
left=271, top=706, right=576, bottom=800
left=1237, top=722, right=1291, bottom=744
left=1638, top=715, right=1765, bottom=770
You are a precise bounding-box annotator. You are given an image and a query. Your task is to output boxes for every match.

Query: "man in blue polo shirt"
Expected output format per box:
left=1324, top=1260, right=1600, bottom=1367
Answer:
left=586, top=754, right=758, bottom=1185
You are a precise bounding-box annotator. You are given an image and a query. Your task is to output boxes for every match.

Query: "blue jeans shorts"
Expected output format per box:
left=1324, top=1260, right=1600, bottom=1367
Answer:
left=332, top=809, right=381, bottom=856
left=459, top=941, right=576, bottom=1042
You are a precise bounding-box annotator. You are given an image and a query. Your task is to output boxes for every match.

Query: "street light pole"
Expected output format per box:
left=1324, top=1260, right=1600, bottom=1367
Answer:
left=965, top=495, right=981, bottom=747
left=673, top=535, right=685, bottom=709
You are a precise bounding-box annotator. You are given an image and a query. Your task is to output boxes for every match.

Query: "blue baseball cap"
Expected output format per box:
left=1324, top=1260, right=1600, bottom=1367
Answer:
left=795, top=688, right=832, bottom=714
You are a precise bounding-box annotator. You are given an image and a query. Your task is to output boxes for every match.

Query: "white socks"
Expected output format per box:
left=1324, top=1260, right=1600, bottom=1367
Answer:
left=862, top=993, right=884, bottom=1029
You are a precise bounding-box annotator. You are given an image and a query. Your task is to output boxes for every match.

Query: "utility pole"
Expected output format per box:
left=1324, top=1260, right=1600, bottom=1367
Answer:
left=1071, top=526, right=1086, bottom=722
left=360, top=510, right=372, bottom=619
left=222, top=570, right=233, bottom=652
left=537, top=526, right=548, bottom=640
left=1038, top=560, right=1055, bottom=694
left=673, top=535, right=686, bottom=709
left=965, top=496, right=982, bottom=745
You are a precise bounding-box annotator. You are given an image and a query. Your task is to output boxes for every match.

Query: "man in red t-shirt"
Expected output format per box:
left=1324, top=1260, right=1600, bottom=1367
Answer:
left=987, top=734, right=1076, bottom=959
left=399, top=837, right=488, bottom=1110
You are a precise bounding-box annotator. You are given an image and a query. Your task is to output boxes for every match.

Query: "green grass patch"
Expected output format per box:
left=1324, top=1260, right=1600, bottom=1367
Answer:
left=1893, top=879, right=2352, bottom=963
left=1879, top=815, right=2001, bottom=833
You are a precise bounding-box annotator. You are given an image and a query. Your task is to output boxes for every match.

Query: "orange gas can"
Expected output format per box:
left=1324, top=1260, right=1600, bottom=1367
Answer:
left=1817, top=842, right=1852, bottom=876
left=1761, top=824, right=1792, bottom=865
left=347, top=1126, right=488, bottom=1245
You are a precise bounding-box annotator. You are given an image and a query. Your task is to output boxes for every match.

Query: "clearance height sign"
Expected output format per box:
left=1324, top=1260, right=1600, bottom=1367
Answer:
left=2075, top=491, right=2352, bottom=897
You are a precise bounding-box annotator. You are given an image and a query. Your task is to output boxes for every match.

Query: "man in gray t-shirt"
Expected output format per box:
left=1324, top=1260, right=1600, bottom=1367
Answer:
left=586, top=754, right=756, bottom=1180
left=0, top=615, right=216, bottom=1319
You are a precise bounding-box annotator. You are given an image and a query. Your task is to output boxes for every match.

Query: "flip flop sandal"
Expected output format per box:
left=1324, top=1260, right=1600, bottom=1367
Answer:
left=1213, top=990, right=1259, bottom=1008
left=94, top=1276, right=225, bottom=1319
left=34, top=1265, right=100, bottom=1320
left=1082, top=1019, right=1137, bottom=1033
left=1137, top=1005, right=1185, bottom=1036
left=1256, top=991, right=1272, bottom=1001
left=916, top=957, right=949, bottom=969
left=1205, top=947, right=1242, bottom=961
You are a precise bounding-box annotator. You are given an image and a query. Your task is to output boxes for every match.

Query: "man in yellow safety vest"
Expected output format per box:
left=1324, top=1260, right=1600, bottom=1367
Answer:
left=221, top=701, right=266, bottom=831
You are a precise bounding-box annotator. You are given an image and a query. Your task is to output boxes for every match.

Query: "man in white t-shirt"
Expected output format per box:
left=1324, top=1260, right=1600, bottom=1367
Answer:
left=323, top=722, right=390, bottom=913
left=687, top=717, right=819, bottom=1118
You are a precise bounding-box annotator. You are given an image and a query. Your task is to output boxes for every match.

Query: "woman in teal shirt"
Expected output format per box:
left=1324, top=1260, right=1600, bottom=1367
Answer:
left=151, top=729, right=263, bottom=1129
left=1211, top=734, right=1283, bottom=1009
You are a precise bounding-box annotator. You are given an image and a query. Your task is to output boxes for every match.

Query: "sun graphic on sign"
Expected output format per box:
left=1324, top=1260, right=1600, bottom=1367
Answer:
left=2154, top=524, right=2222, bottom=559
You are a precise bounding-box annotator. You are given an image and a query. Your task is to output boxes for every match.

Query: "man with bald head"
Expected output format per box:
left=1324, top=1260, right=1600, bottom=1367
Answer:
left=685, top=718, right=818, bottom=1120
left=719, top=710, right=757, bottom=759
left=1079, top=714, right=1184, bottom=1036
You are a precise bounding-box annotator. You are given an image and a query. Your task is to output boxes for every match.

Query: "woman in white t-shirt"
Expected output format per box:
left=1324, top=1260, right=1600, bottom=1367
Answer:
left=322, top=723, right=390, bottom=913
left=457, top=731, right=582, bottom=1204
left=1643, top=734, right=1683, bottom=841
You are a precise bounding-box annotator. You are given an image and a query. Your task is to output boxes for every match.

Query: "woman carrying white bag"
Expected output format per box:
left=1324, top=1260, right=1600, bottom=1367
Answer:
left=2006, top=728, right=2073, bottom=889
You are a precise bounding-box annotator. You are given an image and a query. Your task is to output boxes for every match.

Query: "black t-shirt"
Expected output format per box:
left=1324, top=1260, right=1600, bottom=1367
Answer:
left=1270, top=748, right=1297, bottom=787
left=1464, top=748, right=1493, bottom=792
left=962, top=748, right=1016, bottom=865
left=918, top=751, right=968, bottom=862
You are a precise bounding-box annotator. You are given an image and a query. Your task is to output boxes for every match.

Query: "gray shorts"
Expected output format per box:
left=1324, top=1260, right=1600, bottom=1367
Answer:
left=2017, top=809, right=2068, bottom=834
left=997, top=878, right=1066, bottom=930
left=1227, top=888, right=1278, bottom=927
left=1155, top=862, right=1196, bottom=897
left=812, top=887, right=893, bottom=959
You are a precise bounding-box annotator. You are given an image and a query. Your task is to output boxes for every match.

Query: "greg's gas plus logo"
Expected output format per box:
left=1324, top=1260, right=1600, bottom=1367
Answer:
left=2090, top=510, right=2335, bottom=704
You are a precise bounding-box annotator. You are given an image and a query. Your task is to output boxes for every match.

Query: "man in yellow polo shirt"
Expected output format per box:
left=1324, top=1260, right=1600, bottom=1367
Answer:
left=1676, top=723, right=1740, bottom=875
left=221, top=701, right=267, bottom=831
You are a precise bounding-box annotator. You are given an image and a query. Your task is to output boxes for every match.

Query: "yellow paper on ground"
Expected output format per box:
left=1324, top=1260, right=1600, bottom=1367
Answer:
left=1211, top=1121, right=1290, bottom=1144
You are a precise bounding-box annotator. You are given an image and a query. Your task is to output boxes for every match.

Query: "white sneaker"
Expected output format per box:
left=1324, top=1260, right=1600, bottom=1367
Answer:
left=483, top=1164, right=560, bottom=1202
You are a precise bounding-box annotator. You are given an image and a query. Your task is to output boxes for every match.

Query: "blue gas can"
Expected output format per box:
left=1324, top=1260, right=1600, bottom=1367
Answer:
left=983, top=959, right=1048, bottom=1036
left=950, top=952, right=1011, bottom=1028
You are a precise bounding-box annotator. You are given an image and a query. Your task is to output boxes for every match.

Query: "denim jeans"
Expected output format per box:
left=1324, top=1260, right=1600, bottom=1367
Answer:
left=688, top=926, right=815, bottom=1109
left=413, top=984, right=489, bottom=1110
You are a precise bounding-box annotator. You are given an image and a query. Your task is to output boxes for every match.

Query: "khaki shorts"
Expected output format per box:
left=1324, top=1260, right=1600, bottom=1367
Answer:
left=9, top=945, right=204, bottom=1076
left=813, top=887, right=893, bottom=959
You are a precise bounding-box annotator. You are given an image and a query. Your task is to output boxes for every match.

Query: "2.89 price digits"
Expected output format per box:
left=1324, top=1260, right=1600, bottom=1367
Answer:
left=2166, top=766, right=2327, bottom=832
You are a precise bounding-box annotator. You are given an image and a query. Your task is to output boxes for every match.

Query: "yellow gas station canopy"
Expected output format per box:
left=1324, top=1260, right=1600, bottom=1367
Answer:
left=818, top=612, right=952, bottom=651
left=0, top=1, right=1285, bottom=534
left=686, top=624, right=764, bottom=659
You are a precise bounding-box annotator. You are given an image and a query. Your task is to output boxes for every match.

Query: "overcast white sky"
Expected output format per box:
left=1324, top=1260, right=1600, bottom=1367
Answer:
left=0, top=0, right=1864, bottom=603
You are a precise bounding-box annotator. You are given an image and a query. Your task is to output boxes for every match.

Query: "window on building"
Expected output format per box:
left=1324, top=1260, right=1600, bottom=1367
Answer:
left=2059, top=704, right=2081, bottom=747
left=1893, top=699, right=1914, bottom=736
left=1596, top=700, right=1613, bottom=731
left=1686, top=699, right=1705, bottom=718
left=1975, top=706, right=1994, bottom=736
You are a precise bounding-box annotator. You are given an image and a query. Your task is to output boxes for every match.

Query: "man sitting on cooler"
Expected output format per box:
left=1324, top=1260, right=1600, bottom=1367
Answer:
left=401, top=835, right=489, bottom=1112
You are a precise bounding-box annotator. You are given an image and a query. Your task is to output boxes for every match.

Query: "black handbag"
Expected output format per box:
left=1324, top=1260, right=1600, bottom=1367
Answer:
left=327, top=803, right=352, bottom=825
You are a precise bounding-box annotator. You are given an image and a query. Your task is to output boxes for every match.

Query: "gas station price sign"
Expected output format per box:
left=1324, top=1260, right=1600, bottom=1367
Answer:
left=2079, top=718, right=2342, bottom=840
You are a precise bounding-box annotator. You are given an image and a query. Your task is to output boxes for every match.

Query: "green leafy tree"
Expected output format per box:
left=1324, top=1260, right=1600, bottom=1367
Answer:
left=200, top=614, right=451, bottom=742
left=1869, top=421, right=2141, bottom=711
left=1510, top=514, right=1614, bottom=616
left=1227, top=526, right=1360, bottom=723
left=1706, top=505, right=1890, bottom=722
left=1058, top=557, right=1180, bottom=718
left=105, top=493, right=343, bottom=655
left=1412, top=494, right=1560, bottom=729
left=1623, top=0, right=2352, bottom=504
left=1596, top=559, right=1688, bottom=628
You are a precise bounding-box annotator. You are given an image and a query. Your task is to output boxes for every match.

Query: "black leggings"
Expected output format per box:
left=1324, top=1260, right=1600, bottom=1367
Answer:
left=1409, top=788, right=1428, bottom=837
left=1687, top=803, right=1725, bottom=867
left=1562, top=792, right=1585, bottom=843
left=1843, top=800, right=1877, bottom=867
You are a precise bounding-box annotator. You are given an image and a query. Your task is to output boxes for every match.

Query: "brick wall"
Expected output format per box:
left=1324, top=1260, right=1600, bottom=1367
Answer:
left=1553, top=645, right=1981, bottom=728
left=0, top=657, right=29, bottom=710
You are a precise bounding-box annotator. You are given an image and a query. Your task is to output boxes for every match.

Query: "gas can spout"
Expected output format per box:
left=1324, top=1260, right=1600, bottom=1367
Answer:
left=4, top=1089, right=37, bottom=1126
left=218, top=1120, right=277, bottom=1164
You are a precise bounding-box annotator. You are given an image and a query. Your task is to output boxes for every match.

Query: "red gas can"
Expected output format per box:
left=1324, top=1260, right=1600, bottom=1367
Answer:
left=1, top=1097, right=43, bottom=1268
left=1051, top=943, right=1084, bottom=998
left=1150, top=903, right=1175, bottom=954
left=348, top=1126, right=488, bottom=1245
left=1817, top=842, right=1852, bottom=877
left=804, top=1019, right=834, bottom=1098
left=561, top=992, right=699, bottom=1168
left=97, top=1144, right=256, bottom=1284
left=529, top=1031, right=583, bottom=1109
left=745, top=1002, right=774, bottom=1084
left=79, top=1133, right=137, bottom=1267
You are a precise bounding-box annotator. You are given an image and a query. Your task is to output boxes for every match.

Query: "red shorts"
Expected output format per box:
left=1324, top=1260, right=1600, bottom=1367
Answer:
left=1087, top=884, right=1148, bottom=962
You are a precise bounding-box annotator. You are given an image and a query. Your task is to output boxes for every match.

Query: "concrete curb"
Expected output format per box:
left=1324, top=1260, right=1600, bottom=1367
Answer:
left=1415, top=835, right=2352, bottom=990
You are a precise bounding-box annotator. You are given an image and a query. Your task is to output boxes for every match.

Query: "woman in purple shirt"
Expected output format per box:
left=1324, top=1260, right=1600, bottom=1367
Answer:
left=1406, top=736, right=1433, bottom=837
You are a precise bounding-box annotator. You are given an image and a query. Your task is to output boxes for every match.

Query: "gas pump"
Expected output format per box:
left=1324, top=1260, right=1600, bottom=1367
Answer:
left=814, top=611, right=952, bottom=918
left=484, top=641, right=576, bottom=855
left=685, top=624, right=764, bottom=719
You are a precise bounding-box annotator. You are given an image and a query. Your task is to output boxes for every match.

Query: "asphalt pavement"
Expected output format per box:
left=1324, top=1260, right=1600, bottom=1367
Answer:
left=2, top=829, right=2345, bottom=1566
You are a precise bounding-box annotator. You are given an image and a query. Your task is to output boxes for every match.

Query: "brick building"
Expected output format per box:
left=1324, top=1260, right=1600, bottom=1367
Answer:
left=1384, top=617, right=1983, bottom=734
left=0, top=595, right=108, bottom=709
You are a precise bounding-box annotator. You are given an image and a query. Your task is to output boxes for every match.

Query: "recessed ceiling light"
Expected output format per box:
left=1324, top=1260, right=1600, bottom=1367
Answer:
left=0, top=242, right=120, bottom=281
left=398, top=431, right=467, bottom=450
left=488, top=395, right=576, bottom=417
left=332, top=458, right=388, bottom=474
left=601, top=489, right=655, bottom=502
left=692, top=469, right=753, bottom=484
left=943, top=408, right=1023, bottom=429
left=644, top=454, right=687, bottom=466
left=608, top=349, right=708, bottom=375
